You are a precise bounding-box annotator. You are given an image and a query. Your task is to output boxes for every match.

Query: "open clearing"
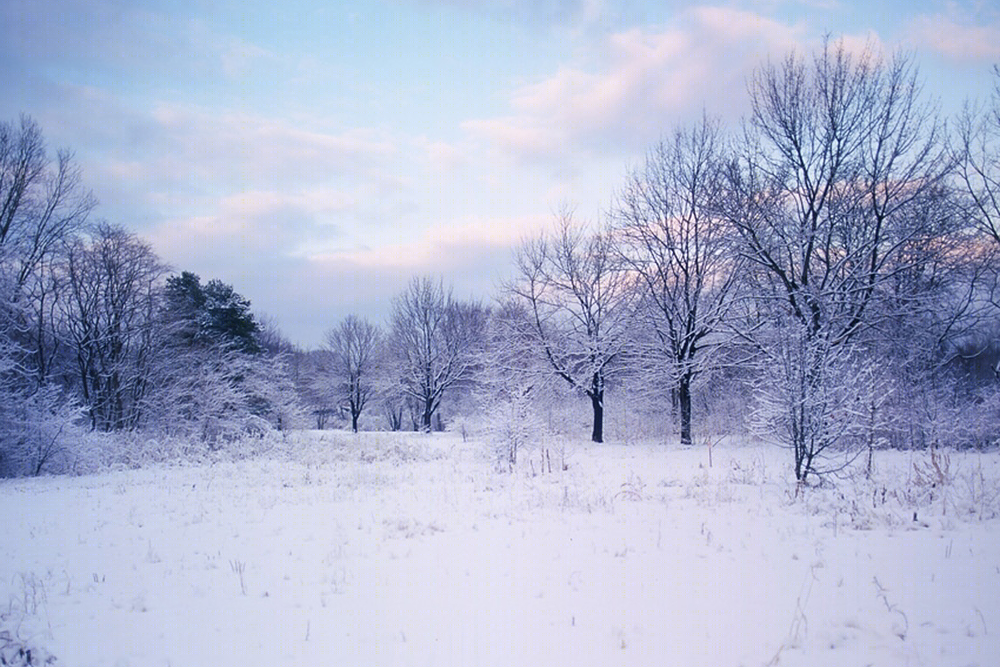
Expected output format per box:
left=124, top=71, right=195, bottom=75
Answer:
left=2, top=432, right=999, bottom=666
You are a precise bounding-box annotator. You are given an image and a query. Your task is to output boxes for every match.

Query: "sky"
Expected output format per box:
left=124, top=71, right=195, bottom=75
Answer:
left=2, top=0, right=998, bottom=347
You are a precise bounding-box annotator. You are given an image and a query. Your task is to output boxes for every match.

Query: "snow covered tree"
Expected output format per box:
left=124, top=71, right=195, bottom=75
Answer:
left=724, top=41, right=951, bottom=481
left=61, top=223, right=167, bottom=432
left=323, top=315, right=381, bottom=432
left=0, top=115, right=93, bottom=474
left=507, top=211, right=634, bottom=443
left=162, top=271, right=260, bottom=354
left=389, top=277, right=487, bottom=432
left=613, top=115, right=741, bottom=445
left=148, top=271, right=297, bottom=441
left=476, top=300, right=552, bottom=467
left=955, top=65, right=1000, bottom=251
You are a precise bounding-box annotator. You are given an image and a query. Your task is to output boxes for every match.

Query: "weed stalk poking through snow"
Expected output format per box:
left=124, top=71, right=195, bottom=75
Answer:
left=230, top=560, right=247, bottom=595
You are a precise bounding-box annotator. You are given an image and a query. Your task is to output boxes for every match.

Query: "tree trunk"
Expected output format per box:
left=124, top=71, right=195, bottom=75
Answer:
left=670, top=387, right=679, bottom=427
left=422, top=397, right=433, bottom=433
left=351, top=411, right=359, bottom=433
left=590, top=389, right=604, bottom=443
left=678, top=375, right=693, bottom=446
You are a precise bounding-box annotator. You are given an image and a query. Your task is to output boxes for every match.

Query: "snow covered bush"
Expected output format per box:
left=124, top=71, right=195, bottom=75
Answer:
left=1, top=572, right=57, bottom=666
left=748, top=322, right=869, bottom=483
left=0, top=384, right=84, bottom=477
left=482, top=385, right=546, bottom=471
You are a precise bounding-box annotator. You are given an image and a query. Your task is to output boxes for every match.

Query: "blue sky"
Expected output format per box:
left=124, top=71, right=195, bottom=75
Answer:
left=2, top=0, right=997, bottom=346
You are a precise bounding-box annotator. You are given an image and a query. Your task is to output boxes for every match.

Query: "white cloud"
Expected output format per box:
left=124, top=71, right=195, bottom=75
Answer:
left=415, top=136, right=470, bottom=173
left=149, top=189, right=347, bottom=263
left=242, top=213, right=551, bottom=345
left=464, top=6, right=811, bottom=162
left=147, top=105, right=396, bottom=190
left=906, top=12, right=1000, bottom=61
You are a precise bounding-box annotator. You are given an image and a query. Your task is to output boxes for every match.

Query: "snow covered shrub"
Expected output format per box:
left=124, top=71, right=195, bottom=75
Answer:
left=0, top=384, right=83, bottom=477
left=1, top=572, right=57, bottom=665
left=142, top=343, right=298, bottom=450
left=912, top=446, right=954, bottom=489
left=749, top=322, right=872, bottom=483
left=807, top=448, right=1000, bottom=531
left=480, top=385, right=549, bottom=471
left=956, top=385, right=1000, bottom=449
left=956, top=460, right=1000, bottom=520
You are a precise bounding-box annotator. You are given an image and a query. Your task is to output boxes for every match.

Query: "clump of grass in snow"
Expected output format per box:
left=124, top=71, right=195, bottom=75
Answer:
left=1, top=573, right=57, bottom=666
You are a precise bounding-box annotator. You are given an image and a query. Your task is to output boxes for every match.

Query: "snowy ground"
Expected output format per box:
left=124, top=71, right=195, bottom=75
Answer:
left=2, top=431, right=999, bottom=666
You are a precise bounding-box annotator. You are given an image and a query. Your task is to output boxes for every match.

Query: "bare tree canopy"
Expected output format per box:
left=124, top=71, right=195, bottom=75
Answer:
left=724, top=40, right=951, bottom=481
left=955, top=65, right=1000, bottom=249
left=62, top=223, right=167, bottom=432
left=0, top=115, right=96, bottom=288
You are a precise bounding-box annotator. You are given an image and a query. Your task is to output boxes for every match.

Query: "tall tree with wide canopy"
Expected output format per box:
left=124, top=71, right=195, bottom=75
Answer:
left=723, top=40, right=951, bottom=480
left=613, top=116, right=741, bottom=445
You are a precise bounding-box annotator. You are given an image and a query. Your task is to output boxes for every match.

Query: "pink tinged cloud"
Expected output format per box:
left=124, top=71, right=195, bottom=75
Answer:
left=305, top=214, right=550, bottom=271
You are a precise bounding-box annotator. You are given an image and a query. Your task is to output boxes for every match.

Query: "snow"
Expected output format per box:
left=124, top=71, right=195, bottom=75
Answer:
left=2, top=432, right=999, bottom=666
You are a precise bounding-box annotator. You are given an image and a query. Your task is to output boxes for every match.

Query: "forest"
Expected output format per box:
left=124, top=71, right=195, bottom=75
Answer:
left=2, top=42, right=999, bottom=482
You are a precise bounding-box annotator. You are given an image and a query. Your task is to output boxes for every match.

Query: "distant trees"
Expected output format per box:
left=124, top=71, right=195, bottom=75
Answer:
left=324, top=315, right=381, bottom=432
left=507, top=211, right=634, bottom=443
left=0, top=114, right=315, bottom=474
left=389, top=277, right=487, bottom=432
left=4, top=48, right=1000, bottom=481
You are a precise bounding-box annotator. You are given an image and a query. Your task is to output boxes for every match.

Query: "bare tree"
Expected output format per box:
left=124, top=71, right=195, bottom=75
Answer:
left=507, top=211, right=634, bottom=443
left=256, top=313, right=296, bottom=356
left=724, top=41, right=951, bottom=481
left=390, top=277, right=487, bottom=432
left=324, top=315, right=381, bottom=432
left=0, top=115, right=93, bottom=475
left=613, top=116, right=741, bottom=445
left=0, top=115, right=95, bottom=288
left=955, top=65, right=1000, bottom=249
left=954, top=66, right=1000, bottom=318
left=0, top=115, right=95, bottom=389
left=61, top=223, right=167, bottom=431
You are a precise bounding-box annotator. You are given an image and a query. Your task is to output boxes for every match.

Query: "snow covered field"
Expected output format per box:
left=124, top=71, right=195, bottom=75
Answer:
left=2, top=431, right=999, bottom=666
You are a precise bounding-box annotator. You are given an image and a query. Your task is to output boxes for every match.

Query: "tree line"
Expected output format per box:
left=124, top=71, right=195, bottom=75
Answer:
left=2, top=41, right=999, bottom=481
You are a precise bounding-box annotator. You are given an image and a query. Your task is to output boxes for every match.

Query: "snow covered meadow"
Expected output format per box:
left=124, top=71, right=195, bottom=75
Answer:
left=3, top=431, right=999, bottom=667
